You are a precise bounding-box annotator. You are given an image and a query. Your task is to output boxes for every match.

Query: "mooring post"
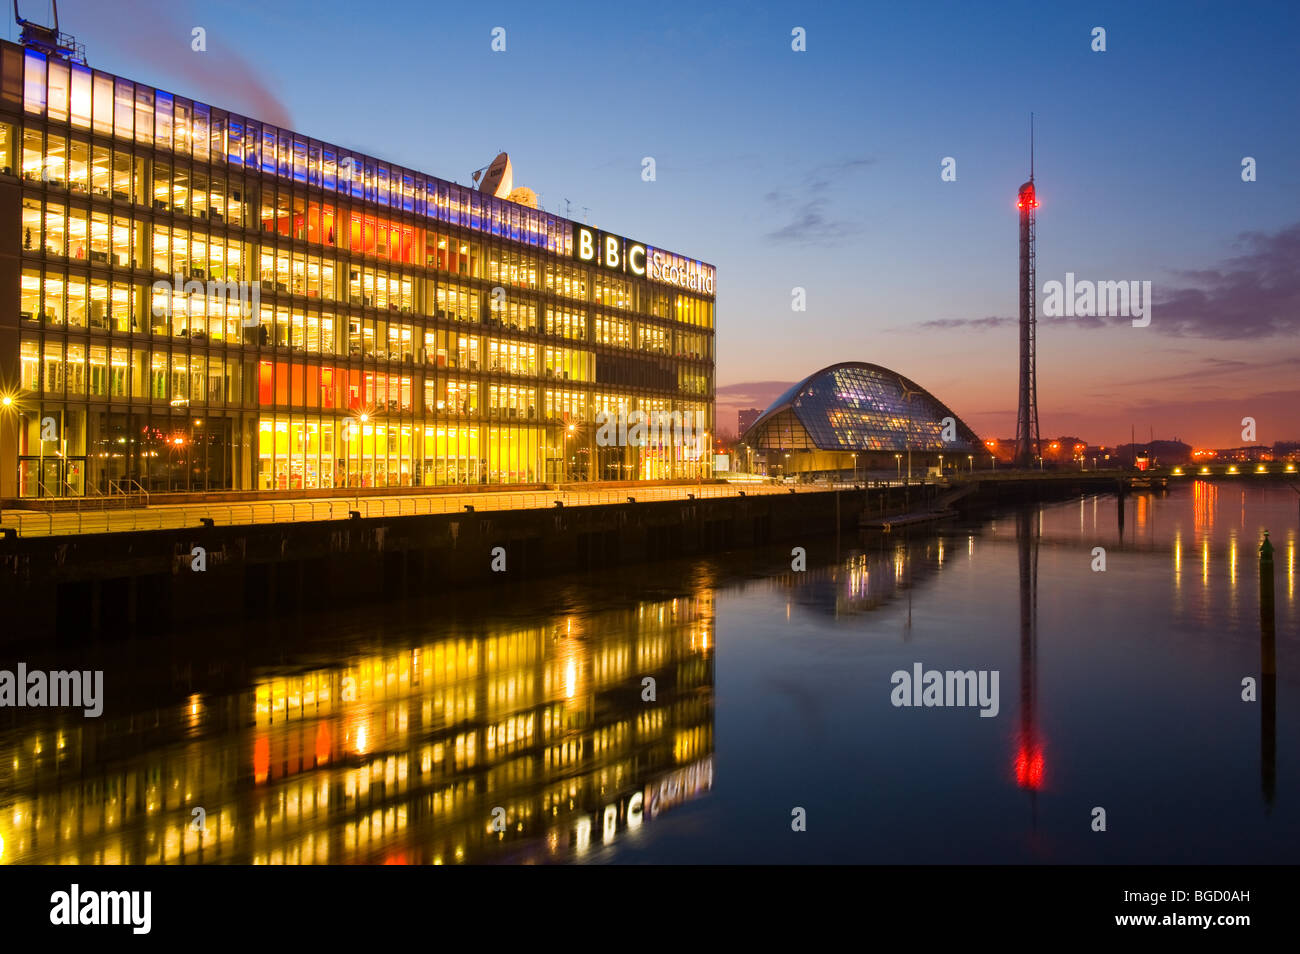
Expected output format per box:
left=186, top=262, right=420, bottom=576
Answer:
left=1260, top=529, right=1276, bottom=806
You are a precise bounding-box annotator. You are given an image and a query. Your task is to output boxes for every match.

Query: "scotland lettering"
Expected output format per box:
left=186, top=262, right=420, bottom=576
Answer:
left=1041, top=272, right=1152, bottom=328
left=49, top=885, right=151, bottom=934
left=649, top=249, right=714, bottom=294
left=890, top=663, right=1000, bottom=717
left=0, top=664, right=104, bottom=717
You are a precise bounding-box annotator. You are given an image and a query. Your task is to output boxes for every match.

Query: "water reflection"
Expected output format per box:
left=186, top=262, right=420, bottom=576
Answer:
left=2, top=483, right=1296, bottom=865
left=0, top=587, right=716, bottom=864
left=786, top=535, right=950, bottom=618
left=1260, top=532, right=1276, bottom=809
left=1013, top=509, right=1044, bottom=804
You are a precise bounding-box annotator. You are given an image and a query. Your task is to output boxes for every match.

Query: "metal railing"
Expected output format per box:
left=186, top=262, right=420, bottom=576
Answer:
left=0, top=482, right=844, bottom=537
left=108, top=479, right=150, bottom=508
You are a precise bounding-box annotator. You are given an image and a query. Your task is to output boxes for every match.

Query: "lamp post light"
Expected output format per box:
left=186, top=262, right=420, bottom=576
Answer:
left=895, top=453, right=902, bottom=481
left=563, top=422, right=576, bottom=490
left=968, top=454, right=973, bottom=473
left=1, top=393, right=16, bottom=500
left=698, top=430, right=708, bottom=494
left=851, top=453, right=857, bottom=485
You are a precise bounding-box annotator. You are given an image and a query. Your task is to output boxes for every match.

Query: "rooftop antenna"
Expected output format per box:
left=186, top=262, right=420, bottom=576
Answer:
left=1030, top=112, right=1034, bottom=182
left=13, top=0, right=86, bottom=64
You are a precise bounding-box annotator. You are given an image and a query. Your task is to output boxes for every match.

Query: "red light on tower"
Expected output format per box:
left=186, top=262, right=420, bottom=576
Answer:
left=1014, top=741, right=1045, bottom=790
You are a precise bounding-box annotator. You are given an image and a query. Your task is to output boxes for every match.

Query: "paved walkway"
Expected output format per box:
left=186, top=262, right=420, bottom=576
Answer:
left=0, top=481, right=875, bottom=538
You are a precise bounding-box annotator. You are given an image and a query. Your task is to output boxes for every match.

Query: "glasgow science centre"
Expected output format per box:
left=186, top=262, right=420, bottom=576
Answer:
left=0, top=38, right=716, bottom=499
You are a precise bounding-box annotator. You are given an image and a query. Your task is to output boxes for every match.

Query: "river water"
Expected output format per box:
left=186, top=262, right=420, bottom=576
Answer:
left=1, top=481, right=1296, bottom=864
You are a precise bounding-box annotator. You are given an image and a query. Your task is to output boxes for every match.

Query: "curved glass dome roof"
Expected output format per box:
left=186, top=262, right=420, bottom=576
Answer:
left=742, top=362, right=981, bottom=453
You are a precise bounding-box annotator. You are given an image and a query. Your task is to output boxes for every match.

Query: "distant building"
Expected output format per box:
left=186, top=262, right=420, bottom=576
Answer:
left=1116, top=440, right=1192, bottom=466
left=737, top=408, right=764, bottom=435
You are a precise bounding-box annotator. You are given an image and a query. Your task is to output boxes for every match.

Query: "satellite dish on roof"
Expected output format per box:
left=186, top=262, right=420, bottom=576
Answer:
left=507, top=186, right=537, bottom=208
left=477, top=152, right=513, bottom=198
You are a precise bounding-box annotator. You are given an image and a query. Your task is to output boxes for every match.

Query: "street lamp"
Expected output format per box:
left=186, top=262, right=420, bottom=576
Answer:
left=851, top=453, right=857, bottom=485
left=895, top=453, right=902, bottom=480
left=0, top=394, right=16, bottom=498
left=967, top=454, right=973, bottom=473
left=562, top=423, right=577, bottom=486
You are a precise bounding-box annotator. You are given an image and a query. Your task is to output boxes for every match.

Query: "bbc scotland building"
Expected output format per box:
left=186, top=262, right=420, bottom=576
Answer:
left=0, top=39, right=715, bottom=498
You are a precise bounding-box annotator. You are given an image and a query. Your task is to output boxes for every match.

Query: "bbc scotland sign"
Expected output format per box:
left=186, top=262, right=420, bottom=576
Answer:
left=572, top=224, right=715, bottom=295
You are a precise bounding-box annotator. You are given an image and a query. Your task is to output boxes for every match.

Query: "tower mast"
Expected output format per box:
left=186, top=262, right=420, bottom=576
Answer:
left=1015, top=115, right=1041, bottom=467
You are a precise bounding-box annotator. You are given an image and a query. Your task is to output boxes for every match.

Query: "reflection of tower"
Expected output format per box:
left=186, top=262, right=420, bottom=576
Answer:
left=1013, top=508, right=1044, bottom=818
left=1015, top=117, right=1041, bottom=468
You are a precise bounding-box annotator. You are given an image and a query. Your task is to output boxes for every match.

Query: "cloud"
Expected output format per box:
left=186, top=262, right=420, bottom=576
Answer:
left=909, top=315, right=1016, bottom=332
left=763, top=157, right=875, bottom=246
left=1044, top=223, right=1300, bottom=339
left=716, top=379, right=797, bottom=404
left=899, top=223, right=1300, bottom=341
left=764, top=199, right=862, bottom=244
left=60, top=0, right=291, bottom=127
left=1152, top=223, right=1300, bottom=338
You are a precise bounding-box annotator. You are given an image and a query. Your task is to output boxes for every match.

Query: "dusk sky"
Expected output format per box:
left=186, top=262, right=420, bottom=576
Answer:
left=27, top=0, right=1299, bottom=447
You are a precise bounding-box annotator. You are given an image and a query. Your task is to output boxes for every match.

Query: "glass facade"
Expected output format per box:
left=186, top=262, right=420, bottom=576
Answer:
left=744, top=362, right=980, bottom=457
left=0, top=42, right=715, bottom=497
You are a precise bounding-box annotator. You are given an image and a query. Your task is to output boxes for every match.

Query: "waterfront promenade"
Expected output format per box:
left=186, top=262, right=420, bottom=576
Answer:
left=0, top=480, right=820, bottom=538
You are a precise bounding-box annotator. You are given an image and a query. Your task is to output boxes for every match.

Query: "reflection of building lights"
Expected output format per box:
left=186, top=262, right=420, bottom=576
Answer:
left=627, top=792, right=644, bottom=830
left=253, top=736, right=269, bottom=784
